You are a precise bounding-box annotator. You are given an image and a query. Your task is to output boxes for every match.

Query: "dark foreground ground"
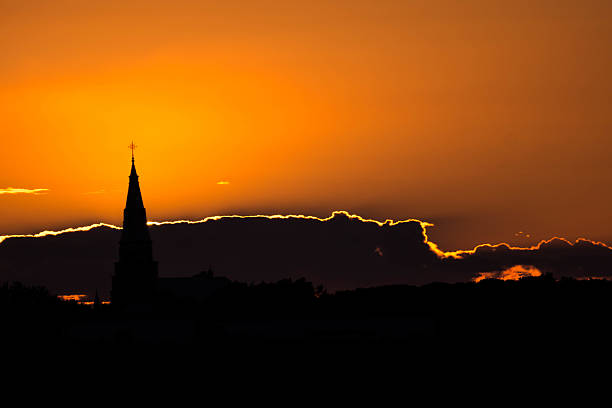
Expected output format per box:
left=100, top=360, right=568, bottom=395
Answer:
left=3, top=273, right=612, bottom=351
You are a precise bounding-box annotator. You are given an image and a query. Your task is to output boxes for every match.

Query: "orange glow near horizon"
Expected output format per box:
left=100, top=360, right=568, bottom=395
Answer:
left=57, top=294, right=88, bottom=302
left=57, top=294, right=110, bottom=305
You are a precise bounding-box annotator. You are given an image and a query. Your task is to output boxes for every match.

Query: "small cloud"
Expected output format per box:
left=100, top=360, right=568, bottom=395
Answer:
left=216, top=181, right=230, bottom=185
left=83, top=189, right=107, bottom=195
left=0, top=187, right=49, bottom=195
left=473, top=265, right=542, bottom=283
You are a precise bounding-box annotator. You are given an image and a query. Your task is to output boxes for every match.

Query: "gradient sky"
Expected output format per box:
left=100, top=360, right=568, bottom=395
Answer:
left=1, top=0, right=611, bottom=250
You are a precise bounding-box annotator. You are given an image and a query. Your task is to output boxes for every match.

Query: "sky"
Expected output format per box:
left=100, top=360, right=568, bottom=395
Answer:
left=0, top=0, right=611, bottom=251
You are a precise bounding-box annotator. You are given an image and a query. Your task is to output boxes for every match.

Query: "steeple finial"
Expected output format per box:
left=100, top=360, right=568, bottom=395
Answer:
left=128, top=141, right=137, bottom=162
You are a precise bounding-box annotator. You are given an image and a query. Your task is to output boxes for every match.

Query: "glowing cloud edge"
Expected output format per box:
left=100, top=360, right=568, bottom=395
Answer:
left=0, top=210, right=610, bottom=259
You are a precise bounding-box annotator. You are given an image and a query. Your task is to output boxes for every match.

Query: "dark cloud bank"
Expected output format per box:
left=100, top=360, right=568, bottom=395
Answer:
left=1, top=212, right=611, bottom=298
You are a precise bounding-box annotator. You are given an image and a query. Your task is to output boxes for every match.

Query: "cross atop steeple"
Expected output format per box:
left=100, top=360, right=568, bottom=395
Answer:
left=128, top=141, right=137, bottom=161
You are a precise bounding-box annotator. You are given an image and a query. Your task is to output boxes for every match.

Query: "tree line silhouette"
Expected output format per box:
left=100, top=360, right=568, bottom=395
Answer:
left=3, top=273, right=612, bottom=347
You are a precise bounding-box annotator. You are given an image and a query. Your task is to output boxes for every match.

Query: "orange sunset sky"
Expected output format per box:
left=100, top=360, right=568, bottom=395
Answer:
left=0, top=0, right=611, bottom=250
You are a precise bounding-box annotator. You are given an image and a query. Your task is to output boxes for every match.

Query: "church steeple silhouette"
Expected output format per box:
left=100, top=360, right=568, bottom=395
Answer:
left=111, top=144, right=158, bottom=308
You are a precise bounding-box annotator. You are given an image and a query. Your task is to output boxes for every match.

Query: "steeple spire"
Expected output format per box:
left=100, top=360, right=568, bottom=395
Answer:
left=112, top=144, right=158, bottom=308
left=122, top=146, right=148, bottom=240
left=125, top=155, right=145, bottom=213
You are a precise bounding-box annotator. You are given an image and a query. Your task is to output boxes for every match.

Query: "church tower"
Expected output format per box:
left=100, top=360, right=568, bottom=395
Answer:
left=112, top=144, right=158, bottom=308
